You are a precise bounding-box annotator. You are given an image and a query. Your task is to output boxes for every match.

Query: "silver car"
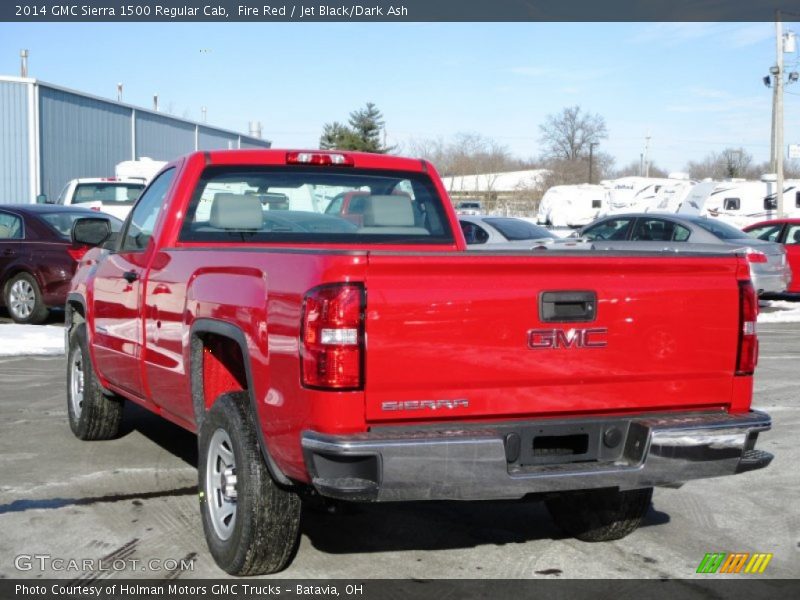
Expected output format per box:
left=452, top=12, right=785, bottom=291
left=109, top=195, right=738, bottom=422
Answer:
left=579, top=213, right=791, bottom=294
left=459, top=215, right=591, bottom=250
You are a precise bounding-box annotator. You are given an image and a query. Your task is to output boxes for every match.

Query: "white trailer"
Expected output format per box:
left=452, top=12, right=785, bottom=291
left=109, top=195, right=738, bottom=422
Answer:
left=691, top=179, right=800, bottom=229
left=547, top=184, right=607, bottom=227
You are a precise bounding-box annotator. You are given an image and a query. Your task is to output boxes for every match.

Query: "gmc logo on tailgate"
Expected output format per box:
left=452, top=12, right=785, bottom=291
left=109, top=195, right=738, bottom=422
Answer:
left=528, top=328, right=608, bottom=349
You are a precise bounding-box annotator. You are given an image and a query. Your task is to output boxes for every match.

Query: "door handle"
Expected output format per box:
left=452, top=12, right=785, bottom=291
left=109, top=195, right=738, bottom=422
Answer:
left=2, top=248, right=14, bottom=257
left=122, top=270, right=139, bottom=283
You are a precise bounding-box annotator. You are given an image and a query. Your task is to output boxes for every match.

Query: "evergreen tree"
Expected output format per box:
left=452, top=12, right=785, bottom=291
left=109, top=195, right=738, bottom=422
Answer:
left=319, top=103, right=390, bottom=153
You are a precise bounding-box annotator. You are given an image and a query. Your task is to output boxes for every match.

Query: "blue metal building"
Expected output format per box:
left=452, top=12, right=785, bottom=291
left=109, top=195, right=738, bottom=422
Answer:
left=0, top=76, right=271, bottom=204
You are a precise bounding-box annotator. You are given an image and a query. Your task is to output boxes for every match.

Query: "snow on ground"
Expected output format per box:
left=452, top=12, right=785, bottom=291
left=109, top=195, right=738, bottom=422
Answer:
left=0, top=324, right=65, bottom=356
left=758, top=300, right=800, bottom=323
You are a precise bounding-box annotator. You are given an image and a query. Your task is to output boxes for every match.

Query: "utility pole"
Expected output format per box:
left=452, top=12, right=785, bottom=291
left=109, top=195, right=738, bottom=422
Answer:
left=643, top=134, right=651, bottom=178
left=589, top=142, right=599, bottom=184
left=774, top=11, right=785, bottom=218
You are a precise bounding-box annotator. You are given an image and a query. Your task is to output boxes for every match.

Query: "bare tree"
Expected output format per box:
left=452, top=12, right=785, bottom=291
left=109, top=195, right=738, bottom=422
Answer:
left=720, top=148, right=753, bottom=178
left=406, top=132, right=523, bottom=181
left=685, top=147, right=755, bottom=180
left=538, top=106, right=608, bottom=161
left=540, top=153, right=615, bottom=188
left=615, top=160, right=669, bottom=178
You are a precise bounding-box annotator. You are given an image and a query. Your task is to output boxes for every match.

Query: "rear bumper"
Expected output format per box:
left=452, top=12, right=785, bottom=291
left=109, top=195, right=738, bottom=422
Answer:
left=301, top=410, right=772, bottom=502
left=751, top=268, right=791, bottom=295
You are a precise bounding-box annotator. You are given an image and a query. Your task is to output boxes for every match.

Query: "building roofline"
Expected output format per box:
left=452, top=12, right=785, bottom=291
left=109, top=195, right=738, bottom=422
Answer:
left=0, top=74, right=271, bottom=145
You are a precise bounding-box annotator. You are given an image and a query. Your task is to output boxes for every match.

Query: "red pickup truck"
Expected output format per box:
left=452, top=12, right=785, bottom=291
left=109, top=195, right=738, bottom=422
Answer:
left=65, top=150, right=772, bottom=576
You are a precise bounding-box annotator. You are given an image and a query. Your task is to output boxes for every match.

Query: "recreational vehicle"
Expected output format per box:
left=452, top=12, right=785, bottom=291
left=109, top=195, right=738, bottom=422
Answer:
left=696, top=179, right=800, bottom=229
left=537, top=184, right=607, bottom=227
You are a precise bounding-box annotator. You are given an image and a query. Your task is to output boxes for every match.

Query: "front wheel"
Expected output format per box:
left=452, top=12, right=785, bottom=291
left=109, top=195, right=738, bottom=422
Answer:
left=198, top=392, right=301, bottom=575
left=67, top=323, right=124, bottom=440
left=545, top=487, right=653, bottom=542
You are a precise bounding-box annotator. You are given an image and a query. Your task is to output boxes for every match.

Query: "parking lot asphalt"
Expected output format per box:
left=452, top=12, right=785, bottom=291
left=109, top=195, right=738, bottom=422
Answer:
left=0, top=324, right=797, bottom=580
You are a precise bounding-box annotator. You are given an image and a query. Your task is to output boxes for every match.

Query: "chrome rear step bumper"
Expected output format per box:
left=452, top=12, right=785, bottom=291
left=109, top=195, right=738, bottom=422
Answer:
left=301, top=410, right=772, bottom=502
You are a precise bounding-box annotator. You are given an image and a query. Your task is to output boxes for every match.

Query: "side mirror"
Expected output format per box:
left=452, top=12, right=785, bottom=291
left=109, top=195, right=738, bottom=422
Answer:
left=36, top=194, right=50, bottom=204
left=72, top=217, right=111, bottom=247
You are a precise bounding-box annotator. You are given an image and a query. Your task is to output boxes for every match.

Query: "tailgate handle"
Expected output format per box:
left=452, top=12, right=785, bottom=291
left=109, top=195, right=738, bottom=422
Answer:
left=539, top=291, right=597, bottom=323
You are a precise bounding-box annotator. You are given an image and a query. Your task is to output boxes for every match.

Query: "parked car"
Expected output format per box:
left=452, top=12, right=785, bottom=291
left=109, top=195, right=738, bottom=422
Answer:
left=744, top=218, right=800, bottom=294
left=0, top=205, right=121, bottom=324
left=579, top=213, right=791, bottom=295
left=459, top=215, right=590, bottom=250
left=455, top=199, right=482, bottom=215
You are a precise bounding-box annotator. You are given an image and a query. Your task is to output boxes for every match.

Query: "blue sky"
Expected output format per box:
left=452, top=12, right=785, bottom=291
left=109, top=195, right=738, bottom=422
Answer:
left=1, top=21, right=798, bottom=171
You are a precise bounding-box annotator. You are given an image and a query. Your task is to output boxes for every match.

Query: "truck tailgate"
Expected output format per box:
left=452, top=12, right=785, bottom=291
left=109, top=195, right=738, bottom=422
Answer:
left=364, top=252, right=741, bottom=423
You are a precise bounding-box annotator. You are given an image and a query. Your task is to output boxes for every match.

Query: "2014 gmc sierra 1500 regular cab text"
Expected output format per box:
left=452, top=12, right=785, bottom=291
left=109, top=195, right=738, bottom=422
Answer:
left=64, top=149, right=773, bottom=575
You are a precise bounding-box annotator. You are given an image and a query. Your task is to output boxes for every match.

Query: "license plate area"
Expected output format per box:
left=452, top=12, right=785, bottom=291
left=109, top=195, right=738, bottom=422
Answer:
left=512, top=420, right=633, bottom=467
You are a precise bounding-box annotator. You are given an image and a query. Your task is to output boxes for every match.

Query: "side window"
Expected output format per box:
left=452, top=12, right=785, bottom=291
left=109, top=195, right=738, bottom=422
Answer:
left=632, top=219, right=672, bottom=242
left=746, top=224, right=783, bottom=242
left=121, top=168, right=175, bottom=252
left=764, top=196, right=778, bottom=211
left=724, top=198, right=740, bottom=211
left=672, top=224, right=691, bottom=242
left=325, top=195, right=343, bottom=215
left=0, top=212, right=23, bottom=240
left=785, top=225, right=800, bottom=245
left=583, top=218, right=633, bottom=241
left=460, top=221, right=489, bottom=245
left=795, top=191, right=800, bottom=209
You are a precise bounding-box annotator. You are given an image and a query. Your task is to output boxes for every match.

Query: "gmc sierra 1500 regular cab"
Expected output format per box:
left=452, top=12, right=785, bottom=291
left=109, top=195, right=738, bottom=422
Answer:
left=65, top=149, right=773, bottom=575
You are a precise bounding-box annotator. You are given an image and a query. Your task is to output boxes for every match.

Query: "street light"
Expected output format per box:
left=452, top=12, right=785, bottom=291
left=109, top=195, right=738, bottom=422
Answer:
left=589, top=142, right=599, bottom=184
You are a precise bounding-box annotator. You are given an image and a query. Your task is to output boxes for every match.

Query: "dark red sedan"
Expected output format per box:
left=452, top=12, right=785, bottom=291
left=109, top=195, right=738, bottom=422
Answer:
left=744, top=218, right=800, bottom=293
left=0, top=205, right=121, bottom=324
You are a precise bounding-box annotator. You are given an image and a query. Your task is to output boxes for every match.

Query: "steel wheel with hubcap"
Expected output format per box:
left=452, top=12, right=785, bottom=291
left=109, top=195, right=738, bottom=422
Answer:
left=4, top=273, right=48, bottom=324
left=198, top=392, right=301, bottom=575
left=66, top=323, right=124, bottom=440
left=206, top=429, right=238, bottom=541
left=69, top=348, right=85, bottom=420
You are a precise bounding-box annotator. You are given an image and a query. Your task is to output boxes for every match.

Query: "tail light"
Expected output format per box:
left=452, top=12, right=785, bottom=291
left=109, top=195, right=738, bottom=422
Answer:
left=66, top=246, right=89, bottom=261
left=736, top=280, right=758, bottom=375
left=745, top=250, right=768, bottom=264
left=286, top=152, right=354, bottom=166
left=301, top=283, right=364, bottom=390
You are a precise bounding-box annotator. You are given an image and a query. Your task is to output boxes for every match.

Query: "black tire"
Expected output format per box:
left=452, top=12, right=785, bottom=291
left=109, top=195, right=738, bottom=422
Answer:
left=545, top=487, right=653, bottom=542
left=67, top=323, right=124, bottom=440
left=4, top=272, right=48, bottom=324
left=199, top=392, right=301, bottom=575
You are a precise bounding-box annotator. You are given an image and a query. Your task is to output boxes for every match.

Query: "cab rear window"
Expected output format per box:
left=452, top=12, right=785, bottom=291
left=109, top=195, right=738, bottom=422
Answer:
left=179, top=166, right=454, bottom=244
left=72, top=183, right=144, bottom=205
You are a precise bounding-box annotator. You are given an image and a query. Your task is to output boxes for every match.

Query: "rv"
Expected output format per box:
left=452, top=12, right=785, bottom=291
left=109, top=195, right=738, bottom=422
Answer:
left=692, top=179, right=800, bottom=229
left=642, top=179, right=696, bottom=214
left=604, top=177, right=693, bottom=214
left=537, top=184, right=607, bottom=227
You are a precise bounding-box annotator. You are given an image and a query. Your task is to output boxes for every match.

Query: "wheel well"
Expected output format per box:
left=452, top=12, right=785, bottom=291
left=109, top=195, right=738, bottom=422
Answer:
left=65, top=301, right=85, bottom=336
left=192, top=332, right=249, bottom=422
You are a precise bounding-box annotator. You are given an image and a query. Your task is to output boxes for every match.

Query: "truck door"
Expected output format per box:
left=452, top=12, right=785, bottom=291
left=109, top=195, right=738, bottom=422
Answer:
left=91, top=169, right=176, bottom=397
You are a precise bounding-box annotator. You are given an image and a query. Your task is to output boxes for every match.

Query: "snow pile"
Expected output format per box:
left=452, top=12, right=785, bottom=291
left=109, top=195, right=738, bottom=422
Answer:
left=0, top=324, right=65, bottom=356
left=758, top=300, right=800, bottom=324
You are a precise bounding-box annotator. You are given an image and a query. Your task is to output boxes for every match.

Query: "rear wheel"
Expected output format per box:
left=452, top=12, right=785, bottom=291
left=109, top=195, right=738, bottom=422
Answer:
left=67, top=323, right=124, bottom=440
left=199, top=392, right=301, bottom=575
left=5, top=273, right=48, bottom=324
left=545, top=487, right=653, bottom=542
